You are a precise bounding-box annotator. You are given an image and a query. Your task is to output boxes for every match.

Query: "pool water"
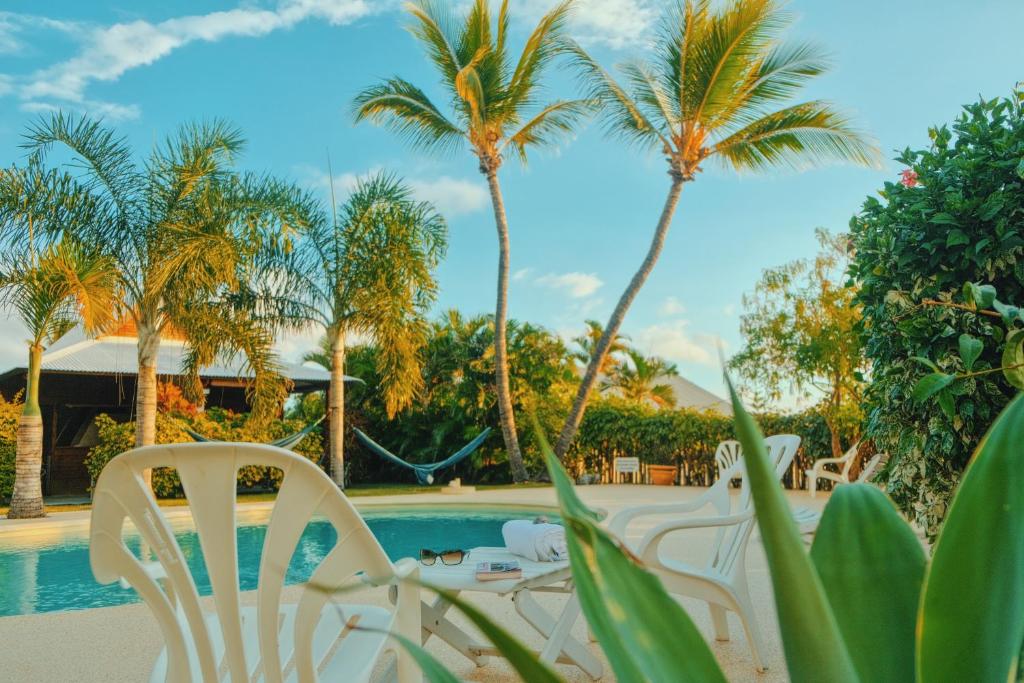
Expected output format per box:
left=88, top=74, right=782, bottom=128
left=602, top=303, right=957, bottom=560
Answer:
left=0, top=506, right=555, bottom=616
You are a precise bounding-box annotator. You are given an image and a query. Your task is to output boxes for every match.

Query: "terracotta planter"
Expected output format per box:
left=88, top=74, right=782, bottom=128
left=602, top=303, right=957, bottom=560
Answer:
left=647, top=464, right=677, bottom=486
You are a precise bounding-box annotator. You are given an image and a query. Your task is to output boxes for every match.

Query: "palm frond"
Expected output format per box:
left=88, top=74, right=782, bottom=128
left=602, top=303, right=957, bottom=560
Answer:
left=502, top=99, right=594, bottom=163
left=712, top=100, right=881, bottom=172
left=656, top=0, right=709, bottom=128
left=504, top=0, right=573, bottom=115
left=352, top=77, right=466, bottom=154
left=565, top=40, right=669, bottom=151
left=406, top=0, right=464, bottom=93
left=618, top=59, right=680, bottom=131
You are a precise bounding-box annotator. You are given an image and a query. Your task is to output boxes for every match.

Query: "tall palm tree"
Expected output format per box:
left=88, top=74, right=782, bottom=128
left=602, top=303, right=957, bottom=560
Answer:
left=352, top=0, right=591, bottom=482
left=601, top=349, right=679, bottom=409
left=0, top=162, right=117, bottom=518
left=25, top=114, right=314, bottom=479
left=553, top=0, right=881, bottom=459
left=293, top=172, right=447, bottom=487
left=572, top=319, right=630, bottom=374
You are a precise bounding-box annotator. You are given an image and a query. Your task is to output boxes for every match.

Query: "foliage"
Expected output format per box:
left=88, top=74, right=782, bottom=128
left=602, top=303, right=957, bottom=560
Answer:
left=571, top=319, right=629, bottom=374
left=84, top=408, right=322, bottom=498
left=730, top=228, right=865, bottom=456
left=345, top=310, right=575, bottom=484
left=600, top=348, right=679, bottom=408
left=849, top=91, right=1024, bottom=536
left=0, top=392, right=20, bottom=502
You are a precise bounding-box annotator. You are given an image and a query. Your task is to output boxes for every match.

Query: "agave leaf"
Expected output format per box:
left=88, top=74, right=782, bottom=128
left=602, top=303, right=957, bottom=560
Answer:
left=810, top=485, right=926, bottom=682
left=918, top=392, right=1024, bottom=681
left=386, top=631, right=464, bottom=683
left=725, top=375, right=860, bottom=683
left=538, top=417, right=726, bottom=682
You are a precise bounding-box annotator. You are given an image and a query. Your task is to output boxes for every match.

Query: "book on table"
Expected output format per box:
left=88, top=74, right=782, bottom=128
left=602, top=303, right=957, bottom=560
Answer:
left=475, top=560, right=522, bottom=581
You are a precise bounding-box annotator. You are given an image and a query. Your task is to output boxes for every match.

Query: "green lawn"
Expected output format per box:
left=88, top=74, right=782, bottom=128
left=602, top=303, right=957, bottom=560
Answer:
left=0, top=482, right=553, bottom=516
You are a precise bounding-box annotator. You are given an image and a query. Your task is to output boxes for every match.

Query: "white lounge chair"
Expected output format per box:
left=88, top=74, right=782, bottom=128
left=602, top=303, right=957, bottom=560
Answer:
left=608, top=434, right=802, bottom=672
left=90, top=442, right=421, bottom=683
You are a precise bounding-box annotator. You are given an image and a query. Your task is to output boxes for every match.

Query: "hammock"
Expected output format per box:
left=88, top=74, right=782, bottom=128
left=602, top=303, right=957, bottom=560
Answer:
left=183, top=417, right=324, bottom=451
left=353, top=427, right=492, bottom=485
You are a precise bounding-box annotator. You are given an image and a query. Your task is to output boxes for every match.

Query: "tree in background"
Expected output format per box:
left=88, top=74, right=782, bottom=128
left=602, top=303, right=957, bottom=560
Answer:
left=353, top=0, right=591, bottom=482
left=0, top=161, right=117, bottom=517
left=850, top=92, right=1024, bottom=537
left=572, top=320, right=630, bottom=375
left=25, top=114, right=314, bottom=470
left=730, top=228, right=864, bottom=457
left=553, top=0, right=880, bottom=461
left=601, top=349, right=679, bottom=408
left=293, top=172, right=446, bottom=487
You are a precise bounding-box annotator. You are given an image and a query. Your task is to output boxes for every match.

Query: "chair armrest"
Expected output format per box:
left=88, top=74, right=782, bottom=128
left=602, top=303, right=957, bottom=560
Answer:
left=119, top=560, right=166, bottom=589
left=392, top=557, right=419, bottom=581
left=636, top=511, right=755, bottom=562
left=608, top=496, right=715, bottom=538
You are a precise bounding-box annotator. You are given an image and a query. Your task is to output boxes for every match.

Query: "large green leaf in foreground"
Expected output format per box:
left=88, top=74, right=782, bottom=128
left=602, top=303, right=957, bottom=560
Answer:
left=918, top=392, right=1024, bottom=681
left=811, top=485, right=925, bottom=682
left=539, top=419, right=727, bottom=683
left=725, top=376, right=859, bottom=683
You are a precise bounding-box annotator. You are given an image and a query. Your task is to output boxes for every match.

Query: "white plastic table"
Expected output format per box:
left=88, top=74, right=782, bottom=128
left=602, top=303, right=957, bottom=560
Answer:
left=392, top=546, right=603, bottom=680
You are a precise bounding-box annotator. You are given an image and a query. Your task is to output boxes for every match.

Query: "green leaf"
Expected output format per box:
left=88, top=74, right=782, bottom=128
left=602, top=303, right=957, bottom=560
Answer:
left=1016, top=157, right=1024, bottom=179
left=961, top=282, right=981, bottom=308
left=929, top=212, right=958, bottom=225
left=910, top=356, right=939, bottom=372
left=958, top=334, right=983, bottom=371
left=810, top=485, right=926, bottom=682
left=538, top=417, right=727, bottom=683
left=724, top=376, right=859, bottom=683
left=978, top=284, right=997, bottom=308
left=1002, top=329, right=1024, bottom=390
left=918, top=393, right=1024, bottom=681
left=936, top=390, right=956, bottom=419
left=386, top=631, right=464, bottom=683
left=911, top=372, right=956, bottom=402
left=993, top=300, right=1021, bottom=327
left=945, top=229, right=970, bottom=247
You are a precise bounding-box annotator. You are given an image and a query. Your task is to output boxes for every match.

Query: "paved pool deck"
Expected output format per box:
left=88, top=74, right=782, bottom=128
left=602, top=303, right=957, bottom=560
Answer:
left=0, top=484, right=832, bottom=682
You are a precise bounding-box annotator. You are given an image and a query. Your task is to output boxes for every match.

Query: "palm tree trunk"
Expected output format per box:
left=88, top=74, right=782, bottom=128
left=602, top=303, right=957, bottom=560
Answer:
left=8, top=344, right=45, bottom=519
left=483, top=166, right=527, bottom=483
left=328, top=331, right=346, bottom=488
left=554, top=175, right=686, bottom=460
left=135, top=319, right=160, bottom=490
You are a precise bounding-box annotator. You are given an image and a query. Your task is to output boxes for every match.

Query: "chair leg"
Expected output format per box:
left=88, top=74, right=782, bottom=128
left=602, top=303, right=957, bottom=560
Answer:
left=808, top=476, right=817, bottom=498
left=732, top=583, right=769, bottom=672
left=709, top=603, right=730, bottom=641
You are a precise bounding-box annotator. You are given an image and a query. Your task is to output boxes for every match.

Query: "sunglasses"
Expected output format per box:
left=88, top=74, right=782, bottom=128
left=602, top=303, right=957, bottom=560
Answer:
left=420, top=548, right=469, bottom=566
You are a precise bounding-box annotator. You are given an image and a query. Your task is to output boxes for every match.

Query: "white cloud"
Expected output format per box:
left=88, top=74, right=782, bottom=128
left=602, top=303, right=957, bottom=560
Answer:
left=521, top=0, right=658, bottom=49
left=8, top=0, right=377, bottom=116
left=722, top=303, right=737, bottom=317
left=513, top=267, right=534, bottom=281
left=408, top=176, right=488, bottom=217
left=634, top=320, right=715, bottom=366
left=0, top=74, right=12, bottom=97
left=536, top=272, right=603, bottom=298
left=659, top=295, right=685, bottom=317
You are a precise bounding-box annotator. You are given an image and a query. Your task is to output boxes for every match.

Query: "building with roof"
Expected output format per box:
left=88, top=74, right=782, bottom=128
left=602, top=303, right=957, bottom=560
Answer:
left=0, top=326, right=330, bottom=496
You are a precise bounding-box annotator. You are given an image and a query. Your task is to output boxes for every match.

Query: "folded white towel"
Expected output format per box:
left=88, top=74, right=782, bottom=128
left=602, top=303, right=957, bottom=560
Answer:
left=502, top=519, right=568, bottom=562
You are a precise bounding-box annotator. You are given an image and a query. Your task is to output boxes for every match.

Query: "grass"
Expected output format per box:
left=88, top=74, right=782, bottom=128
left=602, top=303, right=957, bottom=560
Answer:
left=0, top=481, right=553, bottom=516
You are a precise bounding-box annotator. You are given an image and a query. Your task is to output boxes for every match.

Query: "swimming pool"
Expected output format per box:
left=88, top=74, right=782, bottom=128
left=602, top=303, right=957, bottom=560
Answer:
left=0, top=505, right=556, bottom=617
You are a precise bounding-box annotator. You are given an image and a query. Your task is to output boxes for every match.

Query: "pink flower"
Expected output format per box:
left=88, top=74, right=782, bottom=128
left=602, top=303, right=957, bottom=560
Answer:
left=899, top=169, right=919, bottom=188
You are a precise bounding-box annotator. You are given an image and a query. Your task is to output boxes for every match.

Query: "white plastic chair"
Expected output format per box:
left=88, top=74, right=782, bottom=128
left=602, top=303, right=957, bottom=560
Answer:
left=714, top=440, right=743, bottom=486
left=608, top=434, right=802, bottom=673
left=806, top=443, right=878, bottom=497
left=794, top=452, right=887, bottom=533
left=90, top=442, right=421, bottom=683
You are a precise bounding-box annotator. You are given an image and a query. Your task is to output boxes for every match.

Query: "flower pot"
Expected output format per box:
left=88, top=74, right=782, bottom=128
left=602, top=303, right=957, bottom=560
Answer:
left=647, top=464, right=677, bottom=486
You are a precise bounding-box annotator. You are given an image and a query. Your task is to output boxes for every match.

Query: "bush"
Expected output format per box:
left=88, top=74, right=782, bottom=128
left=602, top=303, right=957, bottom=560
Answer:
left=84, top=408, right=323, bottom=498
left=849, top=92, right=1024, bottom=536
left=0, top=392, right=21, bottom=503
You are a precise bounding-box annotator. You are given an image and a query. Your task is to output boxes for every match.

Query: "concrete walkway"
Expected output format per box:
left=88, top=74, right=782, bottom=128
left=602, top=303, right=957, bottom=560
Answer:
left=0, top=485, right=830, bottom=682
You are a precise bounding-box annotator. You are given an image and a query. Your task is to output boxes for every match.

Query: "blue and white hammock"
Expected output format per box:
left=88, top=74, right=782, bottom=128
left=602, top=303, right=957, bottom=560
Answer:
left=183, top=417, right=324, bottom=451
left=353, top=427, right=492, bottom=485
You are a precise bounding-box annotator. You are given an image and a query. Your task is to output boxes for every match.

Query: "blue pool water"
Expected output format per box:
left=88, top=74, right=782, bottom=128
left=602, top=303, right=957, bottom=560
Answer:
left=0, top=505, right=555, bottom=617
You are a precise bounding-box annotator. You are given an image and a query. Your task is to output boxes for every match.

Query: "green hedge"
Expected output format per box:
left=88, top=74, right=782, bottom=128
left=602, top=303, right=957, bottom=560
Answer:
left=0, top=393, right=20, bottom=503
left=85, top=407, right=322, bottom=498
left=569, top=397, right=855, bottom=488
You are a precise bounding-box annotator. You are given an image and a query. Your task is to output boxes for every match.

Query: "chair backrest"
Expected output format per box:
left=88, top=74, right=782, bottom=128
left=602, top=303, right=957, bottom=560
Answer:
left=90, top=442, right=395, bottom=683
left=709, top=434, right=802, bottom=579
left=714, top=440, right=743, bottom=478
left=839, top=442, right=861, bottom=477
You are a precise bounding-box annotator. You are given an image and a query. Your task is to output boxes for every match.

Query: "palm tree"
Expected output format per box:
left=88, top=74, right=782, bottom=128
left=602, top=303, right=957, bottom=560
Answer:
left=0, top=163, right=117, bottom=518
left=25, top=114, right=314, bottom=478
left=601, top=349, right=679, bottom=409
left=352, top=0, right=591, bottom=482
left=293, top=172, right=447, bottom=487
left=572, top=319, right=630, bottom=374
left=553, top=0, right=881, bottom=459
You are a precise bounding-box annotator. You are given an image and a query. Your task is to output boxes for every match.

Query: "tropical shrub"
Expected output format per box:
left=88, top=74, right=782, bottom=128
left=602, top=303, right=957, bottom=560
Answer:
left=387, top=385, right=1024, bottom=682
left=850, top=91, right=1024, bottom=536
left=0, top=392, right=20, bottom=502
left=84, top=408, right=322, bottom=498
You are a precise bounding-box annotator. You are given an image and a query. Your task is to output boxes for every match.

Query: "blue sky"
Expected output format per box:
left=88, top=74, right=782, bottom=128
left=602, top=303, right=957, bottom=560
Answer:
left=0, top=0, right=1021, bottom=406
